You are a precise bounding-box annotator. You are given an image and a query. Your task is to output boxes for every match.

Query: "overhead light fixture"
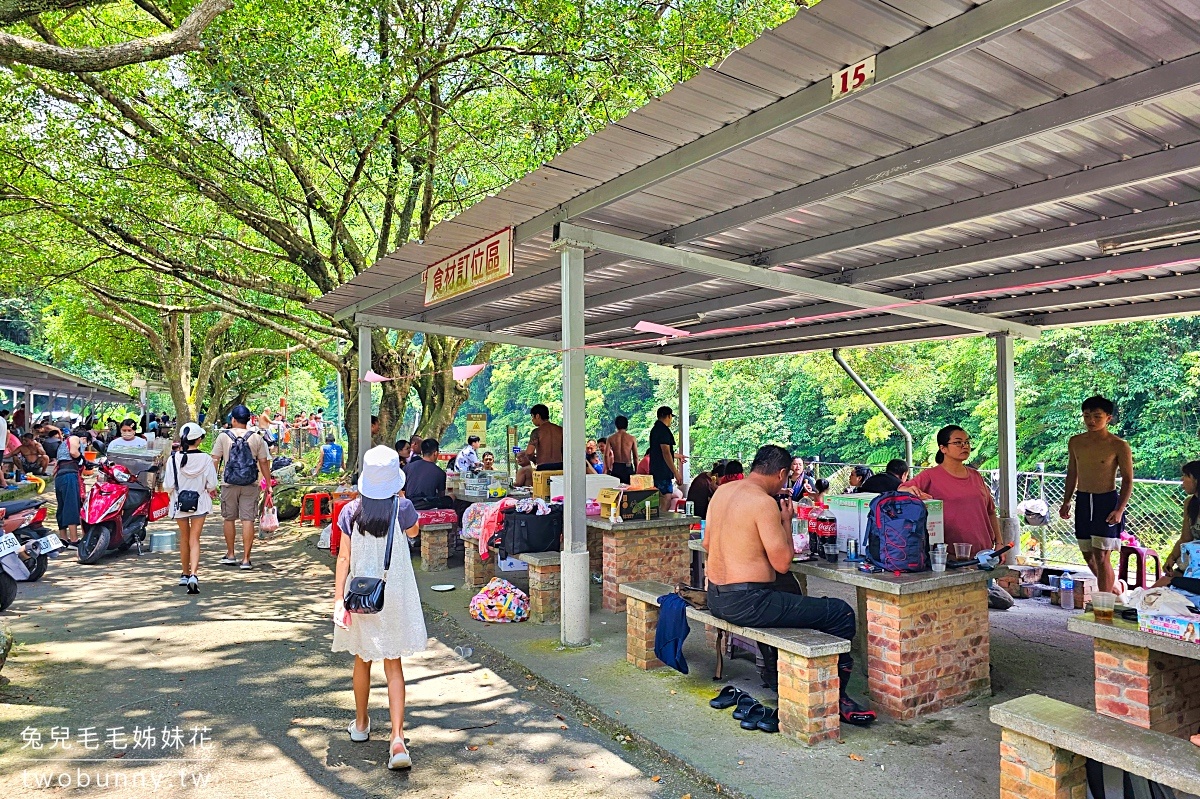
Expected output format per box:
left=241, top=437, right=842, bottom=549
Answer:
left=1098, top=222, right=1200, bottom=255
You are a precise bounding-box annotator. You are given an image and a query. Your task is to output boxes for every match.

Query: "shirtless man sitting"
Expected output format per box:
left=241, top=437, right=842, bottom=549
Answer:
left=1059, top=395, right=1134, bottom=594
left=13, top=433, right=50, bottom=476
left=703, top=444, right=874, bottom=725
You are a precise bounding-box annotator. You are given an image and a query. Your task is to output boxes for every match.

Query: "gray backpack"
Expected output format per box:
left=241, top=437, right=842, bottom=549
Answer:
left=222, top=430, right=259, bottom=486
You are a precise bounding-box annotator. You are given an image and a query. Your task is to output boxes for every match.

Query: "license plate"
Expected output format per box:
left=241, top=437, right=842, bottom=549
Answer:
left=31, top=534, right=63, bottom=555
left=0, top=533, right=20, bottom=559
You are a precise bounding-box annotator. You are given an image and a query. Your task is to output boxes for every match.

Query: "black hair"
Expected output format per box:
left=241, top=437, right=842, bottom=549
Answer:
left=725, top=460, right=745, bottom=476
left=325, top=435, right=335, bottom=444
left=120, top=418, right=138, bottom=430
left=482, top=451, right=493, bottom=459
left=886, top=459, right=908, bottom=477
left=586, top=451, right=598, bottom=464
left=614, top=415, right=628, bottom=429
left=1184, top=460, right=1200, bottom=528
left=395, top=438, right=410, bottom=452
left=935, top=425, right=967, bottom=465
left=0, top=410, right=8, bottom=418
left=1082, top=395, right=1115, bottom=415
left=370, top=415, right=379, bottom=424
left=751, top=445, right=790, bottom=475
left=530, top=404, right=550, bottom=420
left=814, top=479, right=830, bottom=494
left=467, top=435, right=480, bottom=445
left=420, top=438, right=440, bottom=456
left=852, top=465, right=874, bottom=480
left=656, top=406, right=673, bottom=421
left=712, top=459, right=727, bottom=478
left=350, top=497, right=395, bottom=538
left=596, top=437, right=607, bottom=445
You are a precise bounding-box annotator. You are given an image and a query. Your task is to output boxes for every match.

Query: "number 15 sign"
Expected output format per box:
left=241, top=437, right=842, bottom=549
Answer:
left=831, top=55, right=876, bottom=101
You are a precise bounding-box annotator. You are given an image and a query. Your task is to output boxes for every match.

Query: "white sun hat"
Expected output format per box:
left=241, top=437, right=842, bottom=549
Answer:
left=358, top=445, right=406, bottom=499
left=179, top=422, right=206, bottom=442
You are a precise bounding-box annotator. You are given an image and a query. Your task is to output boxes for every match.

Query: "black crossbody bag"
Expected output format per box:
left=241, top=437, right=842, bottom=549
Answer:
left=171, top=454, right=201, bottom=513
left=343, top=498, right=397, bottom=615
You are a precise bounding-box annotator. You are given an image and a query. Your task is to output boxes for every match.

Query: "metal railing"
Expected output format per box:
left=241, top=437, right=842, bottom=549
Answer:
left=810, top=462, right=1186, bottom=565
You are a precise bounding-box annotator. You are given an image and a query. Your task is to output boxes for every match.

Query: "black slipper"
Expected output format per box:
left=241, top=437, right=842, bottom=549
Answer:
left=740, top=703, right=769, bottom=730
left=756, top=707, right=779, bottom=733
left=731, top=694, right=759, bottom=720
left=709, top=685, right=746, bottom=710
left=840, top=697, right=876, bottom=726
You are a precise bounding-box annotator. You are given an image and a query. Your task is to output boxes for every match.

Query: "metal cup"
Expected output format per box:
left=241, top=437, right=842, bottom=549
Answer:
left=685, top=501, right=695, bottom=517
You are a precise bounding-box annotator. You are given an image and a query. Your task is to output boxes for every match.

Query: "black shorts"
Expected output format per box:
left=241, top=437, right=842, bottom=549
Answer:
left=1074, top=491, right=1124, bottom=551
left=610, top=463, right=634, bottom=484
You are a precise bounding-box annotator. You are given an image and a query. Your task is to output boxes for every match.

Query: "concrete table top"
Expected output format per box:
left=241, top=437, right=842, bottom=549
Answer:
left=1067, top=612, right=1200, bottom=660
left=792, top=559, right=1005, bottom=596
left=586, top=515, right=699, bottom=532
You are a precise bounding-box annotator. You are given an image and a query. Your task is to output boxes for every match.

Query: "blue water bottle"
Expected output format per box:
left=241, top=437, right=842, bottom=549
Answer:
left=1060, top=574, right=1075, bottom=611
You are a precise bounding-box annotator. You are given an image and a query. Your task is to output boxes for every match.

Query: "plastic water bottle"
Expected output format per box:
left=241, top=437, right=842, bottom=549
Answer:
left=1060, top=574, right=1075, bottom=610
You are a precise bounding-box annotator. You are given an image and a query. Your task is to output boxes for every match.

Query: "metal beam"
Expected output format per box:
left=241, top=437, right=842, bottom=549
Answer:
left=357, top=323, right=372, bottom=464
left=453, top=53, right=1200, bottom=328
left=353, top=313, right=712, bottom=369
left=332, top=273, right=424, bottom=322
left=1027, top=296, right=1200, bottom=327
left=702, top=324, right=971, bottom=361
left=554, top=223, right=1041, bottom=338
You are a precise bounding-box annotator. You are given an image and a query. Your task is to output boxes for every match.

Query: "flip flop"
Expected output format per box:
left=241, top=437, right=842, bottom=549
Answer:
left=709, top=685, right=746, bottom=710
left=739, top=703, right=769, bottom=730
left=756, top=707, right=780, bottom=733
left=840, top=697, right=877, bottom=727
left=731, top=694, right=759, bottom=721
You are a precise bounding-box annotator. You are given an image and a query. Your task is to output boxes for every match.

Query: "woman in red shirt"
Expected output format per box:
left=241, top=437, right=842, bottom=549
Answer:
left=900, top=425, right=1003, bottom=556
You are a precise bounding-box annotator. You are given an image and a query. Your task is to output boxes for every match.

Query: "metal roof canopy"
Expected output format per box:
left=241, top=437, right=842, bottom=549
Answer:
left=0, top=349, right=131, bottom=405
left=313, top=0, right=1200, bottom=359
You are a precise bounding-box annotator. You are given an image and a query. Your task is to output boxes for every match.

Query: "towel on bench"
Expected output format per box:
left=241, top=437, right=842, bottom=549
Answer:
left=654, top=593, right=691, bottom=674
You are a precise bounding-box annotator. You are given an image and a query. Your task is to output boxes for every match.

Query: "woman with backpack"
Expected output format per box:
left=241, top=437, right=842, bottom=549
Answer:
left=899, top=424, right=1004, bottom=558
left=332, top=445, right=426, bottom=770
left=162, top=423, right=218, bottom=594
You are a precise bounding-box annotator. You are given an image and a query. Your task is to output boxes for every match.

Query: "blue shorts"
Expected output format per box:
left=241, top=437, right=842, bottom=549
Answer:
left=654, top=476, right=674, bottom=495
left=1075, top=491, right=1123, bottom=551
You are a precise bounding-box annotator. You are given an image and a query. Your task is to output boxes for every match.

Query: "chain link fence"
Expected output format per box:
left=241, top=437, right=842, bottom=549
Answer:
left=811, top=462, right=1186, bottom=565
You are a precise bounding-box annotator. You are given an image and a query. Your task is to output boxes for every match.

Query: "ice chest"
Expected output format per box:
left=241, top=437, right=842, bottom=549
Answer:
left=827, top=493, right=878, bottom=552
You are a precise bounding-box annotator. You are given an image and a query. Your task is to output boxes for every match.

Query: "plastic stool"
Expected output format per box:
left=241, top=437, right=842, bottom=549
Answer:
left=1119, top=544, right=1162, bottom=590
left=329, top=497, right=355, bottom=558
left=299, top=492, right=333, bottom=528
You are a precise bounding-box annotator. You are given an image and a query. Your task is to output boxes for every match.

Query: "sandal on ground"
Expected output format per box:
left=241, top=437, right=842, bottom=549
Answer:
left=387, top=739, right=412, bottom=770
left=240, top=560, right=254, bottom=570
left=840, top=697, right=876, bottom=726
left=219, top=556, right=238, bottom=565
left=709, top=685, right=747, bottom=710
left=739, top=703, right=769, bottom=731
left=347, top=719, right=370, bottom=742
left=756, top=707, right=780, bottom=733
left=731, top=694, right=759, bottom=721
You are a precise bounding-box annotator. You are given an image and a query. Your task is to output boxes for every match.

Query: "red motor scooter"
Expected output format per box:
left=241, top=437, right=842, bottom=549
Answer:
left=77, top=460, right=170, bottom=565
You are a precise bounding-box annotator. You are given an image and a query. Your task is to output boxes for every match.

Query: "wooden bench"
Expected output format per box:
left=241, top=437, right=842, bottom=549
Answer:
left=991, top=694, right=1200, bottom=799
left=482, top=546, right=561, bottom=624
left=619, top=580, right=850, bottom=746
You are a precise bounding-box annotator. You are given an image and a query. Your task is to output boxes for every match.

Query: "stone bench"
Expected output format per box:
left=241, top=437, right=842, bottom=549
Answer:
left=619, top=580, right=850, bottom=746
left=481, top=546, right=561, bottom=624
left=418, top=524, right=457, bottom=572
left=991, top=694, right=1200, bottom=799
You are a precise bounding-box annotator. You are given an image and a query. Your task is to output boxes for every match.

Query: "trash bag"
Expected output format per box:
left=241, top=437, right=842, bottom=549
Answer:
left=469, top=577, right=529, bottom=623
left=317, top=524, right=332, bottom=550
left=1017, top=499, right=1050, bottom=527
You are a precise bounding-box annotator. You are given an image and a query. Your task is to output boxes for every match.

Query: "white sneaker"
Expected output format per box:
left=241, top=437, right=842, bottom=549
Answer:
left=219, top=556, right=238, bottom=565
left=387, top=740, right=411, bottom=770
left=347, top=719, right=369, bottom=742
left=178, top=573, right=189, bottom=586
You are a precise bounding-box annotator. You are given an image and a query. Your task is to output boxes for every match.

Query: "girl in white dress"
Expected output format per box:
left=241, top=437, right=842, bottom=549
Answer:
left=161, top=422, right=218, bottom=595
left=332, top=445, right=427, bottom=770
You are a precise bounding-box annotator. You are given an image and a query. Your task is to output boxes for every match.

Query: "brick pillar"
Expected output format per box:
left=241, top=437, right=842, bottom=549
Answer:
left=420, top=527, right=450, bottom=572
left=1093, top=639, right=1200, bottom=738
left=464, top=543, right=493, bottom=590
left=999, top=729, right=1086, bottom=799
left=601, top=524, right=691, bottom=611
left=528, top=564, right=562, bottom=624
left=865, top=583, right=991, bottom=719
left=587, top=526, right=603, bottom=574
left=625, top=598, right=662, bottom=670
left=704, top=623, right=720, bottom=651
left=777, top=650, right=840, bottom=746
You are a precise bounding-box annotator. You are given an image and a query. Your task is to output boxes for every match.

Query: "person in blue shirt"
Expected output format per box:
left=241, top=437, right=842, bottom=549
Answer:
left=320, top=435, right=344, bottom=474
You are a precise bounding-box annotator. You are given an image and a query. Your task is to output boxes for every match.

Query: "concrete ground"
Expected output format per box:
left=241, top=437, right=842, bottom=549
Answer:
left=411, top=541, right=1098, bottom=799
left=0, top=518, right=724, bottom=799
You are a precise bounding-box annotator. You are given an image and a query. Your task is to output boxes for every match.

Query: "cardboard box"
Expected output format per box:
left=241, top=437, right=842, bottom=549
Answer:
left=827, top=493, right=878, bottom=552
left=596, top=488, right=661, bottom=520
left=925, top=499, right=944, bottom=547
left=1138, top=612, right=1200, bottom=643
left=532, top=469, right=563, bottom=500
left=628, top=474, right=655, bottom=490
left=597, top=488, right=622, bottom=520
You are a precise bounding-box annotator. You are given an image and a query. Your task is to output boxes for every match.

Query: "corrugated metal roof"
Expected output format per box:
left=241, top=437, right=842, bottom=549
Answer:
left=311, top=0, right=1200, bottom=359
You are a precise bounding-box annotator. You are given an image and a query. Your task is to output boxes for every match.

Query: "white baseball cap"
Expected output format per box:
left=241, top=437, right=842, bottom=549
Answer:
left=179, top=422, right=206, bottom=442
left=358, top=445, right=406, bottom=499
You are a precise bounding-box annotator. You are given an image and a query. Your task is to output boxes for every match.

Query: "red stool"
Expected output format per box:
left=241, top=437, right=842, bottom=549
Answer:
left=329, top=498, right=356, bottom=558
left=1119, top=544, right=1162, bottom=590
left=300, top=492, right=333, bottom=528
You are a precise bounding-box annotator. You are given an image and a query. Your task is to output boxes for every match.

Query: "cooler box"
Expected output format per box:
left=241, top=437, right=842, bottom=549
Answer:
left=827, top=493, right=878, bottom=552
left=549, top=473, right=619, bottom=501
left=925, top=499, right=945, bottom=547
left=532, top=470, right=563, bottom=500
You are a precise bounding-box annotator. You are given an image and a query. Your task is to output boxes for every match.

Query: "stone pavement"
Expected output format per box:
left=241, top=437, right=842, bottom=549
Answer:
left=0, top=518, right=721, bottom=799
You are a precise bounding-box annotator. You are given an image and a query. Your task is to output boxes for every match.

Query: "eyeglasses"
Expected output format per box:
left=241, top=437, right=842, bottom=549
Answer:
left=946, top=440, right=972, bottom=448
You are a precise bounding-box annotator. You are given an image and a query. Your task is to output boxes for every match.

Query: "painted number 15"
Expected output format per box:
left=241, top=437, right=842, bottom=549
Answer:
left=831, top=55, right=876, bottom=101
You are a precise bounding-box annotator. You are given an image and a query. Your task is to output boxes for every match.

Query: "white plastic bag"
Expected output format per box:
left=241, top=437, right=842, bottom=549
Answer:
left=317, top=525, right=332, bottom=549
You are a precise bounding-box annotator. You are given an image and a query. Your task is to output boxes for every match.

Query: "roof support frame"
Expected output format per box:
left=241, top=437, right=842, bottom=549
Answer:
left=552, top=223, right=1041, bottom=339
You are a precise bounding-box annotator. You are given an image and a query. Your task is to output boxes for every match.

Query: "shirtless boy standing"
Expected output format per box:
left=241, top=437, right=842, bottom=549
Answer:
left=704, top=444, right=874, bottom=726
left=1059, top=395, right=1134, bottom=594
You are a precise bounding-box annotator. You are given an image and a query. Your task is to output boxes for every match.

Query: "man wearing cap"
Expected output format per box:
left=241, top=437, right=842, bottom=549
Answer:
left=211, top=404, right=273, bottom=570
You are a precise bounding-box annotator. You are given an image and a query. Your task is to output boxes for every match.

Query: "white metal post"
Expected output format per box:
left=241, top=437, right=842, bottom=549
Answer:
left=677, top=366, right=690, bottom=486
left=357, top=323, right=373, bottom=466
left=24, top=385, right=32, bottom=419
left=560, top=245, right=591, bottom=647
left=995, top=333, right=1020, bottom=565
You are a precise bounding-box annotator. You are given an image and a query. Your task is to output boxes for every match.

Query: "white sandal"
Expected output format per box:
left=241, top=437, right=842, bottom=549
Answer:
left=387, top=739, right=411, bottom=770
left=347, top=718, right=370, bottom=742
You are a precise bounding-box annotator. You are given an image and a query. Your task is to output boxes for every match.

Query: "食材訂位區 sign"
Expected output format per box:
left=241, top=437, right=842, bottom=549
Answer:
left=423, top=228, right=513, bottom=306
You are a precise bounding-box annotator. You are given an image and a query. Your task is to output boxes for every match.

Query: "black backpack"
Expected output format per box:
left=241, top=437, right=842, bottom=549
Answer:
left=222, top=430, right=259, bottom=486
left=487, top=504, right=563, bottom=560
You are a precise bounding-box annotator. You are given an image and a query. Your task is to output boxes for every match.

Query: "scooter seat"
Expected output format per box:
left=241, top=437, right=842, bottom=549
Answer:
left=0, top=498, right=45, bottom=516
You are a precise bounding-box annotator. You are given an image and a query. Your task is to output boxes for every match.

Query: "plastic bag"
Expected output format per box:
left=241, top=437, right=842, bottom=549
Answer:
left=259, top=495, right=280, bottom=533
left=317, top=525, right=332, bottom=549
left=469, top=577, right=529, bottom=623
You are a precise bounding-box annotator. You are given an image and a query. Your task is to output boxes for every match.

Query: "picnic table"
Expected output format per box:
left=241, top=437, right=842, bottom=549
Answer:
left=1067, top=611, right=1200, bottom=739
left=587, top=515, right=699, bottom=611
